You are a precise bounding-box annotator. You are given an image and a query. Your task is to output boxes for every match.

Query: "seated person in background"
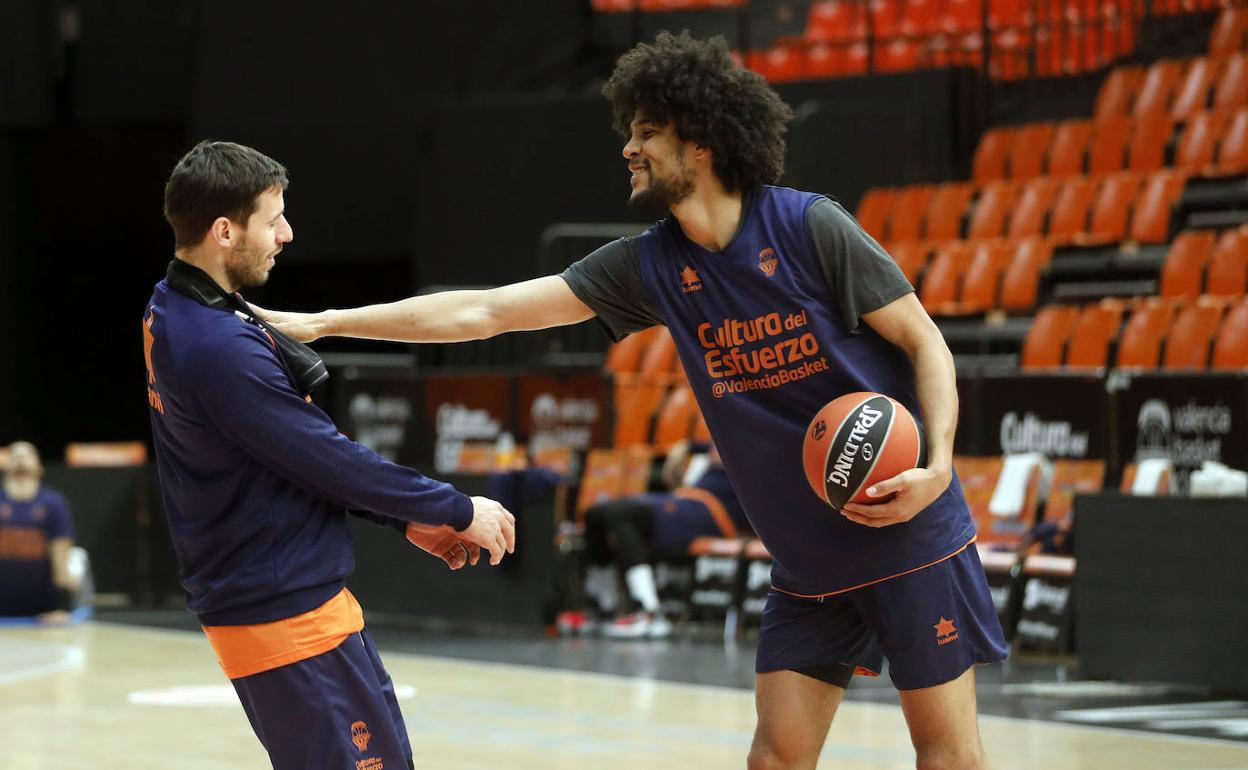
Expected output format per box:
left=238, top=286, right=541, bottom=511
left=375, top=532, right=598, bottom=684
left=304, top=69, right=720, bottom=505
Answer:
left=577, top=439, right=749, bottom=639
left=0, top=442, right=80, bottom=623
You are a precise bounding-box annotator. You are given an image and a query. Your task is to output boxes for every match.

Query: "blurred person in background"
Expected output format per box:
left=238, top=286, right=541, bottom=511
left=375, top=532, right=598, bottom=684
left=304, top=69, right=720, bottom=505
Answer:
left=0, top=441, right=79, bottom=623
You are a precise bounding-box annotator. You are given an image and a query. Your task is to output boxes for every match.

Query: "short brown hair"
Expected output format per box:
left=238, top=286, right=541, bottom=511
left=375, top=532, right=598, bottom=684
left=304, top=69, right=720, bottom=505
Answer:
left=163, top=140, right=289, bottom=248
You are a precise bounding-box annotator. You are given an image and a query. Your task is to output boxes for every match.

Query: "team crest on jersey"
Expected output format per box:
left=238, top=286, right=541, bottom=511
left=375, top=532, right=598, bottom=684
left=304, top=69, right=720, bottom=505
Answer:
left=350, top=720, right=372, bottom=752
left=758, top=247, right=778, bottom=277
left=680, top=265, right=703, bottom=293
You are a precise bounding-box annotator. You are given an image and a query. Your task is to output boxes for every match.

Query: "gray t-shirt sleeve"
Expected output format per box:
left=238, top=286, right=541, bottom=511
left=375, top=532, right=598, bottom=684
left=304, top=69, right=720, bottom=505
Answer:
left=807, top=196, right=915, bottom=332
left=560, top=236, right=665, bottom=342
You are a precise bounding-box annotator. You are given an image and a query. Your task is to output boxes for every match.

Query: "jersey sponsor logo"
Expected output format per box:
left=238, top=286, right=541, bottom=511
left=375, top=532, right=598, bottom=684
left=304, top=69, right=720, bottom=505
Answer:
left=934, top=616, right=959, bottom=646
left=757, top=247, right=778, bottom=277
left=696, top=309, right=830, bottom=397
left=350, top=720, right=372, bottom=752
left=680, top=265, right=703, bottom=293
left=143, top=309, right=166, bottom=415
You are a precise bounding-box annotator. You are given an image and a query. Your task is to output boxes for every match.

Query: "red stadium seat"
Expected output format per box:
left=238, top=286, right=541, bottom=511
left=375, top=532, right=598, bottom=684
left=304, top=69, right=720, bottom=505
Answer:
left=1021, top=304, right=1080, bottom=368
left=1008, top=122, right=1056, bottom=180
left=1207, top=228, right=1248, bottom=297
left=856, top=188, right=895, bottom=241
left=1116, top=300, right=1177, bottom=368
left=1047, top=119, right=1092, bottom=176
left=1129, top=169, right=1187, bottom=245
left=1214, top=52, right=1248, bottom=113
left=1065, top=301, right=1125, bottom=370
left=1158, top=230, right=1216, bottom=299
left=886, top=240, right=932, bottom=284
left=1083, top=172, right=1139, bottom=244
left=943, top=0, right=983, bottom=33
left=1132, top=59, right=1184, bottom=118
left=1211, top=301, right=1248, bottom=369
left=1170, top=56, right=1218, bottom=121
left=988, top=0, right=1031, bottom=30
left=1163, top=303, right=1225, bottom=369
left=888, top=185, right=935, bottom=241
left=900, top=0, right=941, bottom=36
left=1094, top=66, right=1144, bottom=124
left=958, top=240, right=1012, bottom=312
left=1210, top=7, right=1248, bottom=60
left=1127, top=115, right=1175, bottom=172
left=999, top=238, right=1052, bottom=311
left=924, top=182, right=975, bottom=241
left=1088, top=115, right=1131, bottom=174
left=1214, top=107, right=1248, bottom=175
left=1049, top=176, right=1099, bottom=244
left=972, top=127, right=1015, bottom=182
left=1007, top=177, right=1060, bottom=239
left=806, top=0, right=866, bottom=43
left=870, top=0, right=903, bottom=40
left=1175, top=110, right=1228, bottom=172
left=967, top=180, right=1018, bottom=240
left=875, top=38, right=921, bottom=73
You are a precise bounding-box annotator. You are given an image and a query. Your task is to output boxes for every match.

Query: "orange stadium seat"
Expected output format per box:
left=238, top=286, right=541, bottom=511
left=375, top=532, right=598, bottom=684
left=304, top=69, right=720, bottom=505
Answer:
left=886, top=240, right=932, bottom=284
left=900, top=0, right=941, bottom=37
left=1207, top=228, right=1248, bottom=297
left=1211, top=301, right=1248, bottom=368
left=1048, top=175, right=1098, bottom=244
left=924, top=182, right=975, bottom=241
left=943, top=0, right=984, bottom=34
left=575, top=447, right=653, bottom=516
left=1088, top=115, right=1132, bottom=174
left=967, top=180, right=1018, bottom=240
left=988, top=0, right=1031, bottom=30
left=875, top=38, right=921, bottom=73
left=805, top=43, right=843, bottom=78
left=1127, top=115, right=1174, bottom=172
left=652, top=385, right=699, bottom=451
left=1175, top=110, right=1227, bottom=172
left=1008, top=122, right=1056, bottom=179
left=888, top=185, right=935, bottom=241
left=606, top=326, right=662, bottom=376
left=1083, top=172, right=1139, bottom=244
left=1210, top=7, right=1248, bottom=59
left=958, top=240, right=1012, bottom=312
left=1042, top=459, right=1106, bottom=523
left=1214, top=52, right=1248, bottom=112
left=1116, top=300, right=1177, bottom=368
left=1129, top=169, right=1187, bottom=244
left=856, top=187, right=895, bottom=241
left=1021, top=304, right=1079, bottom=368
left=952, top=455, right=1005, bottom=539
left=635, top=326, right=679, bottom=383
left=871, top=0, right=903, bottom=41
left=920, top=241, right=974, bottom=313
left=1158, top=230, right=1216, bottom=299
left=1163, top=303, right=1225, bottom=369
left=1065, top=301, right=1125, bottom=370
left=1006, top=177, right=1060, bottom=239
left=1170, top=56, right=1218, bottom=121
left=1214, top=107, right=1248, bottom=175
left=1132, top=59, right=1184, bottom=118
left=1094, top=66, right=1144, bottom=124
left=613, top=381, right=668, bottom=447
left=1047, top=119, right=1092, bottom=176
left=691, top=410, right=711, bottom=443
left=999, top=238, right=1052, bottom=311
left=806, top=0, right=866, bottom=43
left=843, top=41, right=870, bottom=74
left=973, top=127, right=1015, bottom=181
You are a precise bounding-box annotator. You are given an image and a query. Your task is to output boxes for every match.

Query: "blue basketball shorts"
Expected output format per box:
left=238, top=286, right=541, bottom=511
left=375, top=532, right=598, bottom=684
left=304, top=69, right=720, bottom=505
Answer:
left=755, top=545, right=1009, bottom=691
left=230, top=628, right=414, bottom=770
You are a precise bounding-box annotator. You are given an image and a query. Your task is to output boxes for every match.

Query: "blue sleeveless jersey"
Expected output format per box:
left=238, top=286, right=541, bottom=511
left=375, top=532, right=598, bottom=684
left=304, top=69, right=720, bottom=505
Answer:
left=634, top=186, right=975, bottom=596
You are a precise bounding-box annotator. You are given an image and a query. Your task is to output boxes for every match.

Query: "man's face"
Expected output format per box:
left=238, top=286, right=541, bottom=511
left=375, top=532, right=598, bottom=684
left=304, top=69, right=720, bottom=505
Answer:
left=622, top=111, right=696, bottom=210
left=4, top=442, right=42, bottom=481
left=224, top=187, right=293, bottom=290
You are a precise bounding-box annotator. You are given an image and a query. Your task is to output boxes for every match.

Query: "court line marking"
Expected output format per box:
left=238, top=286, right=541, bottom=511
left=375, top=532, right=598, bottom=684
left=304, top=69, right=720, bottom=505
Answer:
left=0, top=640, right=85, bottom=686
left=85, top=621, right=1248, bottom=751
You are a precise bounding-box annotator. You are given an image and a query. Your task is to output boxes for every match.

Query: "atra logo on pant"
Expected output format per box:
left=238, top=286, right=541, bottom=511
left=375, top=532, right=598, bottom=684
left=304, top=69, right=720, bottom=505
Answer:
left=350, top=721, right=372, bottom=752
left=934, top=617, right=959, bottom=646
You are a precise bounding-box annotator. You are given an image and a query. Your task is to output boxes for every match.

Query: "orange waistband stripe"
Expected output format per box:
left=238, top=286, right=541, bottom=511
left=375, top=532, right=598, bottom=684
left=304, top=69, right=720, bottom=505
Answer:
left=673, top=486, right=738, bottom=539
left=772, top=536, right=978, bottom=600
left=202, top=587, right=365, bottom=680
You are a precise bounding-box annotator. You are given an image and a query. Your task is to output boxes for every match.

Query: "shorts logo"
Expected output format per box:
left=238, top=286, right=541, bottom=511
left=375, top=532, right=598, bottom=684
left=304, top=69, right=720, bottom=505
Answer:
left=934, top=617, right=959, bottom=646
left=350, top=721, right=372, bottom=752
left=758, top=247, right=778, bottom=277
left=680, top=265, right=703, bottom=294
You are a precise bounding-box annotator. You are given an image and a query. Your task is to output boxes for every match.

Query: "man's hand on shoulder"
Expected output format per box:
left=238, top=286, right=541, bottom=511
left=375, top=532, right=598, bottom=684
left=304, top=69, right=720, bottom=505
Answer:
left=248, top=302, right=328, bottom=343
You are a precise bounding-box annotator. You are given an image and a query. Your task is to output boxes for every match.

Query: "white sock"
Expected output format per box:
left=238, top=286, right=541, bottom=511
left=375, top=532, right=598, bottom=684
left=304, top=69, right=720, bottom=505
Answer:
left=584, top=565, right=618, bottom=613
left=625, top=564, right=661, bottom=613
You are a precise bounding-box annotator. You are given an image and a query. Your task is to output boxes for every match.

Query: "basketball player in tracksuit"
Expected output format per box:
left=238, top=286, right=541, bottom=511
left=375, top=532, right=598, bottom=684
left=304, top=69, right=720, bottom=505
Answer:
left=258, top=33, right=1008, bottom=770
left=144, top=141, right=515, bottom=770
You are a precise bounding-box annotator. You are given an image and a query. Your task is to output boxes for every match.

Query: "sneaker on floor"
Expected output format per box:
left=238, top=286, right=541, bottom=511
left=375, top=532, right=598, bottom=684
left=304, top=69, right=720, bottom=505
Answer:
left=601, top=612, right=671, bottom=639
left=555, top=610, right=599, bottom=636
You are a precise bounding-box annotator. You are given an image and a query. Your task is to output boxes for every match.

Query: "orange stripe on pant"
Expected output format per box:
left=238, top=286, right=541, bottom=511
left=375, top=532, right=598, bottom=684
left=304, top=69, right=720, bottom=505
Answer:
left=202, top=588, right=365, bottom=680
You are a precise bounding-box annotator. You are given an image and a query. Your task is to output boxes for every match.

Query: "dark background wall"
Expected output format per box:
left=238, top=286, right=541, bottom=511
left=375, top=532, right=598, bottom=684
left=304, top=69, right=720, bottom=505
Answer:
left=0, top=0, right=982, bottom=455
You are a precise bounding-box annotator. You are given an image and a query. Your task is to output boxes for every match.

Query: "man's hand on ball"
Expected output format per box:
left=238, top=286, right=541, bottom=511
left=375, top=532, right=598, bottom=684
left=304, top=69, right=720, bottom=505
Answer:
left=840, top=465, right=952, bottom=528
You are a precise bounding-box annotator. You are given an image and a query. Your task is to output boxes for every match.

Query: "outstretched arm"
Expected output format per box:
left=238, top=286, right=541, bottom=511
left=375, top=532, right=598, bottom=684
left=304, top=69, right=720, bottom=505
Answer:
left=256, top=276, right=596, bottom=343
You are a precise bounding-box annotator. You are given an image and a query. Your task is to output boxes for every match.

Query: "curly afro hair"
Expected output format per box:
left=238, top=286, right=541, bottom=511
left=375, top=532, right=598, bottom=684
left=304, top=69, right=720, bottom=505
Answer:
left=602, top=31, right=794, bottom=194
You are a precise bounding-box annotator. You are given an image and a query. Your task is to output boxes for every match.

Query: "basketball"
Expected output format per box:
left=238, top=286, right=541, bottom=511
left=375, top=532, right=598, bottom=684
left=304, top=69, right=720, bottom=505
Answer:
left=802, top=392, right=925, bottom=509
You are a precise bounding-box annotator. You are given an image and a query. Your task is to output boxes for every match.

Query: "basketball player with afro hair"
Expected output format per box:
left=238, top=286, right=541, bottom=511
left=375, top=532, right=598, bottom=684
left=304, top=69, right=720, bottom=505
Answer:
left=259, top=31, right=1007, bottom=770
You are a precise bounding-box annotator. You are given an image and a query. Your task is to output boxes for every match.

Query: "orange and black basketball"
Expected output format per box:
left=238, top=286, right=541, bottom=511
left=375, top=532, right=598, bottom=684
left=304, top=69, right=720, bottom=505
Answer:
left=802, top=392, right=925, bottom=510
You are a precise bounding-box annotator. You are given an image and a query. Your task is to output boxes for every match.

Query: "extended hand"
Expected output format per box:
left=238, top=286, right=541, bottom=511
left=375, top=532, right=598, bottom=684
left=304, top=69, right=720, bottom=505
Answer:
left=406, top=522, right=480, bottom=570
left=460, top=496, right=517, bottom=566
left=840, top=466, right=952, bottom=528
left=248, top=303, right=325, bottom=343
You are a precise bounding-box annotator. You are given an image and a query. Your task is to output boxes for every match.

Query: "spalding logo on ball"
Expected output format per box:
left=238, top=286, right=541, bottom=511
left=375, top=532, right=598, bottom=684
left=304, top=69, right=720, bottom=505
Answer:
left=803, top=392, right=925, bottom=509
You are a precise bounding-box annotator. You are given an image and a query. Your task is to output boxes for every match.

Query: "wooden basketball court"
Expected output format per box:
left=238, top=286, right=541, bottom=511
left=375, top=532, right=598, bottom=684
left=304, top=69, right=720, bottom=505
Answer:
left=2, top=622, right=1245, bottom=769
